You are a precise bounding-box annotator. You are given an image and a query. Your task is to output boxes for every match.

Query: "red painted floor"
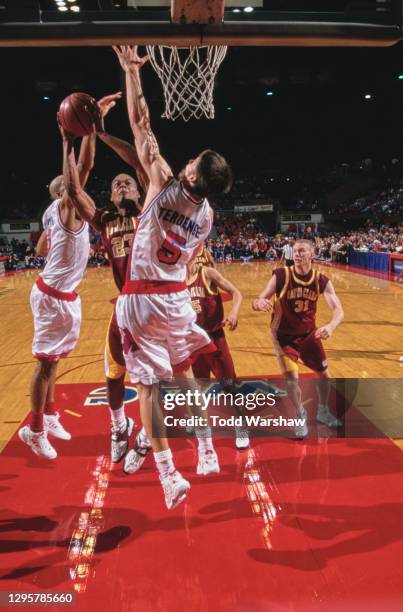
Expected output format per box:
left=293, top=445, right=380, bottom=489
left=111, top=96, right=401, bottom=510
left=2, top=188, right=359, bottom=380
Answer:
left=1, top=383, right=403, bottom=611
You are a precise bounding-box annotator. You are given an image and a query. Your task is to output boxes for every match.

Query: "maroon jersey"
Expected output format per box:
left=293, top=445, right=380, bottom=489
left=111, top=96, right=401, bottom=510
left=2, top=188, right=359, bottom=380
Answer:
left=188, top=266, right=224, bottom=333
left=99, top=211, right=138, bottom=292
left=271, top=266, right=329, bottom=336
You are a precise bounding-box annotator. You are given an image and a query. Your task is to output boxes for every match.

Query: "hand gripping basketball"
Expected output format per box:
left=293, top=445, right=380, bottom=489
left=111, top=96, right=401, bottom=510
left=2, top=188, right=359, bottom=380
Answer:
left=58, top=92, right=104, bottom=137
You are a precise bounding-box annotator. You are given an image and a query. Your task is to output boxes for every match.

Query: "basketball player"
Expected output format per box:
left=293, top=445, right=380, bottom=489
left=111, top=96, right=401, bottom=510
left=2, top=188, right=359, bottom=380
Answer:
left=18, top=93, right=121, bottom=460
left=113, top=45, right=232, bottom=509
left=187, top=248, right=250, bottom=449
left=60, top=121, right=151, bottom=463
left=252, top=239, right=344, bottom=438
left=18, top=140, right=93, bottom=459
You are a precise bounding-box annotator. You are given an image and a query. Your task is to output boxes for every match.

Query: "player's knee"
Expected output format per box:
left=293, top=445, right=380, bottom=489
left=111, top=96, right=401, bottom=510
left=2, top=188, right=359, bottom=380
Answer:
left=106, top=364, right=126, bottom=380
left=137, top=383, right=153, bottom=401
left=36, top=358, right=57, bottom=379
left=284, top=374, right=300, bottom=392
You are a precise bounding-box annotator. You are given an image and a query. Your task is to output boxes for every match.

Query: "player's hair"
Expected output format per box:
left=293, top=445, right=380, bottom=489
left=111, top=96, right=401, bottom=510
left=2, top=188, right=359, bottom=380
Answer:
left=49, top=175, right=64, bottom=199
left=190, top=150, right=233, bottom=198
left=294, top=239, right=315, bottom=252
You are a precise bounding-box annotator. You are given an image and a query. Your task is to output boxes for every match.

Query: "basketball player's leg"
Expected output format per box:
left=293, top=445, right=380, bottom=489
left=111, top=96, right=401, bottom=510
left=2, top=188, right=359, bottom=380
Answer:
left=168, top=292, right=221, bottom=475
left=20, top=289, right=76, bottom=458
left=271, top=332, right=308, bottom=438
left=105, top=311, right=136, bottom=462
left=174, top=365, right=220, bottom=475
left=41, top=357, right=71, bottom=441
left=300, top=333, right=341, bottom=428
left=209, top=332, right=250, bottom=449
left=116, top=294, right=190, bottom=510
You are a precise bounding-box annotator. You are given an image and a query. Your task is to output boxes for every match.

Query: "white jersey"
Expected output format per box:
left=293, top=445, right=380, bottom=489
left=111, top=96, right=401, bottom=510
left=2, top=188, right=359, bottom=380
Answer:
left=127, top=179, right=213, bottom=283
left=40, top=199, right=90, bottom=293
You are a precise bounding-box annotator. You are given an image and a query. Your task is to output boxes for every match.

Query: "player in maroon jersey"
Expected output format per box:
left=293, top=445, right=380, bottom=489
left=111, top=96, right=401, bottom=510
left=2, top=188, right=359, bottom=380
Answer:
left=187, top=248, right=250, bottom=448
left=61, top=112, right=151, bottom=464
left=252, top=239, right=344, bottom=438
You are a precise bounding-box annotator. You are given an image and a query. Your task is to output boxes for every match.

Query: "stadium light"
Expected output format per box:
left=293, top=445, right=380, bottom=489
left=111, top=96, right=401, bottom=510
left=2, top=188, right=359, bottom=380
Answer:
left=70, top=5, right=80, bottom=11
left=398, top=75, right=403, bottom=80
left=232, top=8, right=241, bottom=13
left=244, top=7, right=254, bottom=13
left=43, top=96, right=50, bottom=101
left=364, top=94, right=372, bottom=100
left=266, top=91, right=274, bottom=96
left=58, top=5, right=68, bottom=10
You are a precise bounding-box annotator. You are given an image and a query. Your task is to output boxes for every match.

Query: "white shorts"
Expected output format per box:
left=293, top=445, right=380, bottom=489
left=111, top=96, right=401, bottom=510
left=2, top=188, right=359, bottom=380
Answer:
left=30, top=284, right=82, bottom=361
left=116, top=289, right=214, bottom=385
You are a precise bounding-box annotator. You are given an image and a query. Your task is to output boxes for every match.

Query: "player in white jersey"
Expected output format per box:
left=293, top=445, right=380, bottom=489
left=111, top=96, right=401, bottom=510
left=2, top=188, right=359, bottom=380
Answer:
left=112, top=46, right=233, bottom=509
left=19, top=93, right=120, bottom=460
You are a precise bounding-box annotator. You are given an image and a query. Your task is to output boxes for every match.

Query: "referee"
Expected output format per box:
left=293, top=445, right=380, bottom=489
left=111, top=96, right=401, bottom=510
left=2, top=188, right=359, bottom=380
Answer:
left=281, top=237, right=295, bottom=267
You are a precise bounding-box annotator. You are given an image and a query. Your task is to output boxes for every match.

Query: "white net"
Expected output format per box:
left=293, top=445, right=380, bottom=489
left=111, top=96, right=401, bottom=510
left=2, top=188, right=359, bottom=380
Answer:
left=145, top=45, right=228, bottom=122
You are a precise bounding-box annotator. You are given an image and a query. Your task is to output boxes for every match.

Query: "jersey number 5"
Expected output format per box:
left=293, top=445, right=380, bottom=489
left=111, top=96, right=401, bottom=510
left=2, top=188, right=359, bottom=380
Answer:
left=157, top=231, right=186, bottom=265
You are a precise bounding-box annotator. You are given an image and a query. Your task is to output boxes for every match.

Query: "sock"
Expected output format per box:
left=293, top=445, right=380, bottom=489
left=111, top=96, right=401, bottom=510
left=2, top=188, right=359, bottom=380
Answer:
left=110, top=405, right=126, bottom=431
left=138, top=427, right=151, bottom=448
left=195, top=427, right=214, bottom=453
left=31, top=411, right=44, bottom=433
left=154, top=448, right=174, bottom=480
left=44, top=400, right=56, bottom=416
left=318, top=404, right=328, bottom=413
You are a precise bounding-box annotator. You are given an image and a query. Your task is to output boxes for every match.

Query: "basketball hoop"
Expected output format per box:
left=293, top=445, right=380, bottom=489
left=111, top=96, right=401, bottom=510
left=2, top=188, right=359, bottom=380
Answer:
left=145, top=45, right=228, bottom=121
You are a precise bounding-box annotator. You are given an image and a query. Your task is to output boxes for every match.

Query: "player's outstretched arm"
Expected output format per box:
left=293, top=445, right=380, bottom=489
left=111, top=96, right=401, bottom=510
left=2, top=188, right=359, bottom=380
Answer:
left=98, top=132, right=149, bottom=193
left=315, top=280, right=344, bottom=340
left=61, top=130, right=103, bottom=233
left=113, top=45, right=172, bottom=194
left=204, top=267, right=243, bottom=331
left=252, top=275, right=276, bottom=312
left=76, top=134, right=95, bottom=188
left=74, top=92, right=121, bottom=188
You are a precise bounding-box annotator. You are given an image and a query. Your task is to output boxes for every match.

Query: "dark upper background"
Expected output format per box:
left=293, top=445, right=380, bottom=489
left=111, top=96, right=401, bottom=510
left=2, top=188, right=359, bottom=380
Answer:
left=0, top=19, right=402, bottom=216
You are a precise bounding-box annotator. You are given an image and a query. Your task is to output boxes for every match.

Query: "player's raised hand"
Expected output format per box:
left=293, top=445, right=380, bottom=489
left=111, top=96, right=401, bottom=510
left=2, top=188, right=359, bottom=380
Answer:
left=252, top=298, right=272, bottom=312
left=223, top=312, right=238, bottom=331
left=57, top=113, right=75, bottom=143
left=98, top=92, right=122, bottom=119
left=315, top=325, right=333, bottom=340
left=113, top=45, right=149, bottom=72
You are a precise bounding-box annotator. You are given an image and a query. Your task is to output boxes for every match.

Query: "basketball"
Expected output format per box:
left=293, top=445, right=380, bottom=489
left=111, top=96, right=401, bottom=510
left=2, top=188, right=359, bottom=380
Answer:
left=58, top=92, right=100, bottom=137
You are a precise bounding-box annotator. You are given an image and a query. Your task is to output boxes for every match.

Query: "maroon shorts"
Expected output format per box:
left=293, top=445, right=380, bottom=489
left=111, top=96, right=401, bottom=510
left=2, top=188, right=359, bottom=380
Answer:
left=104, top=308, right=126, bottom=380
left=275, top=329, right=328, bottom=373
left=192, top=328, right=237, bottom=383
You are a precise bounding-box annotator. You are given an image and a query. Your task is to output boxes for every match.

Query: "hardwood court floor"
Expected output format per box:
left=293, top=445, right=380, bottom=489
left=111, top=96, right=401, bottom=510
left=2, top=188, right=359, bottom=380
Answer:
left=1, top=262, right=403, bottom=610
left=0, top=261, right=402, bottom=450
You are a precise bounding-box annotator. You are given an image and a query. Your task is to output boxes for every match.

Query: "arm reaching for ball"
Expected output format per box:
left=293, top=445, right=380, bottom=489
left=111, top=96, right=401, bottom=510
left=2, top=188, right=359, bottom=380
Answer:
left=113, top=45, right=173, bottom=201
left=61, top=128, right=103, bottom=233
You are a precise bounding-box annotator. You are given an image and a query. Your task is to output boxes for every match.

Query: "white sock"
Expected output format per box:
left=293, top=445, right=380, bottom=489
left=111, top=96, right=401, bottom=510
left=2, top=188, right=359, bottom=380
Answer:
left=297, top=405, right=306, bottom=417
left=154, top=448, right=175, bottom=480
left=195, top=427, right=214, bottom=453
left=138, top=427, right=151, bottom=448
left=110, top=405, right=126, bottom=431
left=318, top=404, right=328, bottom=412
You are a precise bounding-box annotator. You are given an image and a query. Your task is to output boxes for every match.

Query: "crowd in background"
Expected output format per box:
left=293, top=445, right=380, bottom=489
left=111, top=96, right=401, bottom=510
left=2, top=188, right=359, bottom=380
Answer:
left=1, top=215, right=402, bottom=273
left=328, top=183, right=403, bottom=217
